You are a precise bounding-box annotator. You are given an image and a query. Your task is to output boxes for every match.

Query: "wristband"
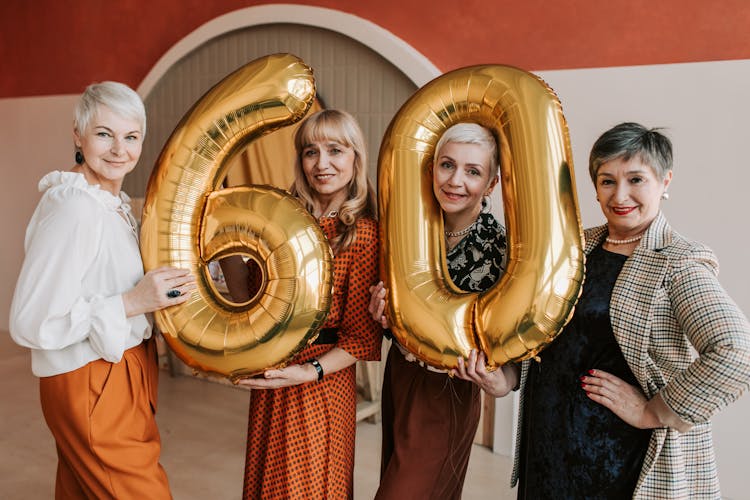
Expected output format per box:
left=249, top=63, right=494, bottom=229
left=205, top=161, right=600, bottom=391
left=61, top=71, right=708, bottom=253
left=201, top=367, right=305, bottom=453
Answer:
left=309, top=359, right=324, bottom=381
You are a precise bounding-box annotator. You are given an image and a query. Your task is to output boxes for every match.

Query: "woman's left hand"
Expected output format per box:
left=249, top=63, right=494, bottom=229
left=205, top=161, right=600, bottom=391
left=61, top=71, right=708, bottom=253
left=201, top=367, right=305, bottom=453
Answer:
left=236, top=363, right=316, bottom=389
left=582, top=369, right=660, bottom=429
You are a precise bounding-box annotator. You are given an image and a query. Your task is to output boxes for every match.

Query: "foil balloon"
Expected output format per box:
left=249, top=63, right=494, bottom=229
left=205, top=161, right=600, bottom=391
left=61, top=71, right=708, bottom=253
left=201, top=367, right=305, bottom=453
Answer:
left=140, top=54, right=333, bottom=382
left=378, top=64, right=585, bottom=370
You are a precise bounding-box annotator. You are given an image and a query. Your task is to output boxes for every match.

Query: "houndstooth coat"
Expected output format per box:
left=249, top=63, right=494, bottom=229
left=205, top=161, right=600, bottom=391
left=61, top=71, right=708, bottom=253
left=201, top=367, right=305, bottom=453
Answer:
left=511, top=212, right=750, bottom=499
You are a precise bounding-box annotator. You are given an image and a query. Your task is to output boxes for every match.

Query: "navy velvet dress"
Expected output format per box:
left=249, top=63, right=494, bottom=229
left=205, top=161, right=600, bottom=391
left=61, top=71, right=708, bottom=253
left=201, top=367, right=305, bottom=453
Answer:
left=518, top=244, right=651, bottom=499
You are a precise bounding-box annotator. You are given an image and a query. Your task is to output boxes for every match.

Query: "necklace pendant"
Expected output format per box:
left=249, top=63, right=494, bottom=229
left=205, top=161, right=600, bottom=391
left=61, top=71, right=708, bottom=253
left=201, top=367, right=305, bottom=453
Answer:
left=318, top=210, right=338, bottom=220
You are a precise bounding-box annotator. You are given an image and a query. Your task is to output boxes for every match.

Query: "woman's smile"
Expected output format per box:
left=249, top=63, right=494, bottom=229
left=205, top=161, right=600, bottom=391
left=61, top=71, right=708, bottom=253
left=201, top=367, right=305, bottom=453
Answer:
left=611, top=206, right=637, bottom=216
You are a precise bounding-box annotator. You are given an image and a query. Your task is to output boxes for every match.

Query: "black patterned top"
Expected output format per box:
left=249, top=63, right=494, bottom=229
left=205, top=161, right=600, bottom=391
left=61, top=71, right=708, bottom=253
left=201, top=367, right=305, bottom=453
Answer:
left=446, top=212, right=506, bottom=292
left=383, top=212, right=506, bottom=343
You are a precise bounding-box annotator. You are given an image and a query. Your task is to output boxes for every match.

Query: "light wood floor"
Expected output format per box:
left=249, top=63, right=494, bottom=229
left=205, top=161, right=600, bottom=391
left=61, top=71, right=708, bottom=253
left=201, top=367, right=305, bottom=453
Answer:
left=0, top=332, right=515, bottom=499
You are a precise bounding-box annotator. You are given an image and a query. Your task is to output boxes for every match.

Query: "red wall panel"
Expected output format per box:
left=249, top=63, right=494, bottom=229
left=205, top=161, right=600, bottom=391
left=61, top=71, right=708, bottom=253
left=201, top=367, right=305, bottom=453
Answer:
left=2, top=0, right=748, bottom=97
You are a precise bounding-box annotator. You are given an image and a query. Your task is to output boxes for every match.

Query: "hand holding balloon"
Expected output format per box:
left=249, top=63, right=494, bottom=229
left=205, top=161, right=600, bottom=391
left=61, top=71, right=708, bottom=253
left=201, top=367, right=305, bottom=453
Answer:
left=237, top=363, right=318, bottom=389
left=452, top=349, right=519, bottom=397
left=236, top=347, right=357, bottom=389
left=368, top=281, right=390, bottom=329
left=122, top=267, right=195, bottom=317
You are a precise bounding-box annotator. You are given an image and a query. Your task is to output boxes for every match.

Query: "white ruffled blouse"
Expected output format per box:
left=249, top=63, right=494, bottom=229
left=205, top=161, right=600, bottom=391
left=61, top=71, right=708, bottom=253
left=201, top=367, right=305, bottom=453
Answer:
left=10, top=171, right=151, bottom=376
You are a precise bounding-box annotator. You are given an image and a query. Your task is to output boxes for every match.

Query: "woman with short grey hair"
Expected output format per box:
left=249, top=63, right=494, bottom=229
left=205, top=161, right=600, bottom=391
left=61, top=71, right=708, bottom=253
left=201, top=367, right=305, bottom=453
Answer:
left=507, top=122, right=749, bottom=498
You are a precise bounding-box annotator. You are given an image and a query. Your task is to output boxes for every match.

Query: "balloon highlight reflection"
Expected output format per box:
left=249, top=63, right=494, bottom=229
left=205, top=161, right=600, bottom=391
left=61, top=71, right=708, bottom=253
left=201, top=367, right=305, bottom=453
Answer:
left=378, top=64, right=585, bottom=370
left=140, top=54, right=332, bottom=381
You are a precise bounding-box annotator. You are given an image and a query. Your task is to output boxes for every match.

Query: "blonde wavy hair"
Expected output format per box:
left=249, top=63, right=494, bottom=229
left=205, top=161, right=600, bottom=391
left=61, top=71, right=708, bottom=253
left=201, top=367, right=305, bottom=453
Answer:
left=290, top=109, right=377, bottom=253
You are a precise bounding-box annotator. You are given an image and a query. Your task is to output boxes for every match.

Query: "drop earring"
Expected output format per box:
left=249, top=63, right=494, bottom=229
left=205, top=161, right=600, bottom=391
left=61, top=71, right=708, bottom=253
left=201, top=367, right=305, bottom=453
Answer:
left=481, top=195, right=492, bottom=213
left=75, top=150, right=84, bottom=165
left=661, top=192, right=670, bottom=200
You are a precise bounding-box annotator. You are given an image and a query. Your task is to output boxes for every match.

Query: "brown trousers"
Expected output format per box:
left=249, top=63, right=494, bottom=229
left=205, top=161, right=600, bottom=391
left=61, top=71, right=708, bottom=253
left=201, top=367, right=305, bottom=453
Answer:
left=39, top=338, right=171, bottom=500
left=377, top=346, right=481, bottom=500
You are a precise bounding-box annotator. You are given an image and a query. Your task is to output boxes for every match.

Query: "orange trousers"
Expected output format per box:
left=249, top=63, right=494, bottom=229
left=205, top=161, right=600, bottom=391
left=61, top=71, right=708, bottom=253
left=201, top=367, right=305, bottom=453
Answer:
left=39, top=338, right=171, bottom=499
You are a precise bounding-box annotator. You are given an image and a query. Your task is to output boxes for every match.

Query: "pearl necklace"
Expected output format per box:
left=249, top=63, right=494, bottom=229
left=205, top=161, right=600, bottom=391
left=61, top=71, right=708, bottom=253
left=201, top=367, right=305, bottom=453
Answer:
left=605, top=234, right=643, bottom=245
left=444, top=221, right=475, bottom=238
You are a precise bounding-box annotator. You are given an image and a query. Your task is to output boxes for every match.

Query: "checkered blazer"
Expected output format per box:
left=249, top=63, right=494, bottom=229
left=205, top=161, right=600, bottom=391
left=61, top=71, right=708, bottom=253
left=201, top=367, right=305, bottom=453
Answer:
left=511, top=212, right=750, bottom=499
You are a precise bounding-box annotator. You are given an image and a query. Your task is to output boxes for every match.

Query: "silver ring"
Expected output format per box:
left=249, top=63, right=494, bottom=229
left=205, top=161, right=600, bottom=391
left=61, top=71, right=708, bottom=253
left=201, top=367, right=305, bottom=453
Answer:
left=166, top=289, right=181, bottom=298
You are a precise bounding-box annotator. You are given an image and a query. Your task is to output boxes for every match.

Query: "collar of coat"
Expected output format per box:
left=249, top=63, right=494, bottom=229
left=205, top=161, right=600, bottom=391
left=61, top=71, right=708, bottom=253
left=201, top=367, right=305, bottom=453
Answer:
left=584, top=211, right=672, bottom=254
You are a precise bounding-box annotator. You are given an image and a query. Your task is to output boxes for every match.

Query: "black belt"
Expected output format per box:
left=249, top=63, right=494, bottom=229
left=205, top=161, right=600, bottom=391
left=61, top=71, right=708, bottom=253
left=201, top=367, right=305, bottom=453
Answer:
left=312, top=328, right=339, bottom=345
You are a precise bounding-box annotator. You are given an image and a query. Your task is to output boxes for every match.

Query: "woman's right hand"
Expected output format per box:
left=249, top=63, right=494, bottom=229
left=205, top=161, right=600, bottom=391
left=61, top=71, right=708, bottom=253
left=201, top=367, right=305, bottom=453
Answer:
left=122, top=266, right=195, bottom=317
left=452, top=349, right=519, bottom=397
left=368, top=281, right=390, bottom=329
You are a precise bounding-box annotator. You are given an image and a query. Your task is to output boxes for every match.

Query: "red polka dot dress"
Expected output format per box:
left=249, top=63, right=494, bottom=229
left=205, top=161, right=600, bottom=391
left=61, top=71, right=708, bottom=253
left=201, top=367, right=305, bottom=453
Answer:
left=242, top=216, right=382, bottom=500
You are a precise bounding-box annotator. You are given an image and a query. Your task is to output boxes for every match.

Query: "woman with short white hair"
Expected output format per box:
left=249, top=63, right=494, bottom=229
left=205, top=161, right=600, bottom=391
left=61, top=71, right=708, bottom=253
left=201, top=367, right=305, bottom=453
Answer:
left=10, top=81, right=194, bottom=499
left=370, top=122, right=514, bottom=499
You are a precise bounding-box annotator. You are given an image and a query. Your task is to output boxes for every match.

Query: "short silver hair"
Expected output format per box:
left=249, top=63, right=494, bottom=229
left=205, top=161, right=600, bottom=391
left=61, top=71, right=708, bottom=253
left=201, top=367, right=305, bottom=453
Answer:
left=74, top=81, right=146, bottom=136
left=434, top=123, right=499, bottom=177
left=589, top=122, right=672, bottom=182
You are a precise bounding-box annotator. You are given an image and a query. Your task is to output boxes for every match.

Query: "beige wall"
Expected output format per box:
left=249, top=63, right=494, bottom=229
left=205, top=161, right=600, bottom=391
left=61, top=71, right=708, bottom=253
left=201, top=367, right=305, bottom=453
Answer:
left=0, top=95, right=78, bottom=329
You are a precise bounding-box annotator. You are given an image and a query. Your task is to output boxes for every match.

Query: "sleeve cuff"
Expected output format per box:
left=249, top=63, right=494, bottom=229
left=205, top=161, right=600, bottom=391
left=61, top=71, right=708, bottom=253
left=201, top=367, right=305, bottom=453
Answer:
left=337, top=337, right=382, bottom=362
left=78, top=294, right=131, bottom=362
left=650, top=392, right=693, bottom=433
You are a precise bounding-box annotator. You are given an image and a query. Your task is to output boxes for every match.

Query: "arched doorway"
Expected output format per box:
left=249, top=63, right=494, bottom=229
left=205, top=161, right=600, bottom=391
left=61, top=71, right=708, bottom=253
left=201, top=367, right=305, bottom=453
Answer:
left=125, top=22, right=420, bottom=196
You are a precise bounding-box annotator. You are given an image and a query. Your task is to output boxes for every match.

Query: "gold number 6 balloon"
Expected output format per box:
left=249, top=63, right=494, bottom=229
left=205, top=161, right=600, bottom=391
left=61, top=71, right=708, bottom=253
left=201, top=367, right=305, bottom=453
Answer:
left=378, top=64, right=585, bottom=370
left=140, top=54, right=333, bottom=382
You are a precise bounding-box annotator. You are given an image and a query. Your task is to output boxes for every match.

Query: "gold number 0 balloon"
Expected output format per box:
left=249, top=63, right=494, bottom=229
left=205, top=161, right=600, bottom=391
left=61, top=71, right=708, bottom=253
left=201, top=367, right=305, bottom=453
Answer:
left=378, top=65, right=585, bottom=369
left=140, top=54, right=332, bottom=381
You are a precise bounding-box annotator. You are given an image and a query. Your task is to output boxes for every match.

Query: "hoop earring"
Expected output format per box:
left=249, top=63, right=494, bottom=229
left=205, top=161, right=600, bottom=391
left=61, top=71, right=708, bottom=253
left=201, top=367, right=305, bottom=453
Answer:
left=75, top=150, right=84, bottom=165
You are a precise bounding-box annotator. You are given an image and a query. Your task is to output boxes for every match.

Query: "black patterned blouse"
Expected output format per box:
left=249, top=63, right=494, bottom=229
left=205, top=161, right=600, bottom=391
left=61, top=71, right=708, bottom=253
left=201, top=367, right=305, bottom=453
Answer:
left=383, top=212, right=506, bottom=343
left=446, top=212, right=506, bottom=292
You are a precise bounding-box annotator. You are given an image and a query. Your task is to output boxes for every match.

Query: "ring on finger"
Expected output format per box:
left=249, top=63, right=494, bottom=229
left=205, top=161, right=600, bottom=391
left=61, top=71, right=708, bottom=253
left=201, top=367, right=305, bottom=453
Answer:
left=166, top=289, right=181, bottom=298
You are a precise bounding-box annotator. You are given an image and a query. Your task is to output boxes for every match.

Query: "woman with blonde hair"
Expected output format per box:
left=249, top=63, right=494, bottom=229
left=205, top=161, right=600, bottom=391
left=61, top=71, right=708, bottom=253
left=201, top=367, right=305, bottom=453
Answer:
left=226, top=109, right=382, bottom=499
